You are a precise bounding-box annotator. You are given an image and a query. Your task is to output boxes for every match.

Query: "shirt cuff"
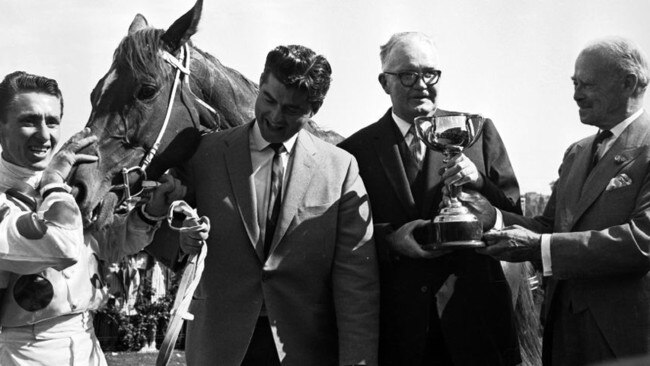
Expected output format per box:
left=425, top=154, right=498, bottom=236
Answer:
left=40, top=182, right=72, bottom=199
left=541, top=234, right=552, bottom=276
left=137, top=204, right=166, bottom=226
left=493, top=208, right=504, bottom=230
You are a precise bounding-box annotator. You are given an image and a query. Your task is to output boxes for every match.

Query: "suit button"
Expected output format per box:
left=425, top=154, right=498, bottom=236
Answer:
left=421, top=286, right=428, bottom=293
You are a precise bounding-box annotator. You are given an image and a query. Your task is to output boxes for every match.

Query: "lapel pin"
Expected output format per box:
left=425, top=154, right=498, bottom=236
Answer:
left=614, top=155, right=626, bottom=164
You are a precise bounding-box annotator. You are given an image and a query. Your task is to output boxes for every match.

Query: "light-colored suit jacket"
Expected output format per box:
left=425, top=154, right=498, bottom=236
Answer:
left=503, top=112, right=650, bottom=359
left=180, top=123, right=379, bottom=366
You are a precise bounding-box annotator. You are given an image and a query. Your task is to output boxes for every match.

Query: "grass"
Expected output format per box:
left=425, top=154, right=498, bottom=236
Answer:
left=105, top=351, right=186, bottom=366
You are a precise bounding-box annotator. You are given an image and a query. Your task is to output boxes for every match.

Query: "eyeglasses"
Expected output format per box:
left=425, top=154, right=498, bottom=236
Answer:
left=383, top=70, right=442, bottom=87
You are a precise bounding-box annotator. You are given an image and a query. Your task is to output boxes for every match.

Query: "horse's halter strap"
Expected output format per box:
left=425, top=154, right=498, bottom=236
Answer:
left=116, top=43, right=217, bottom=213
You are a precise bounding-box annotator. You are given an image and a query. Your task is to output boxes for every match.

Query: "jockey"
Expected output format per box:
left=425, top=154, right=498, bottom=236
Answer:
left=0, top=71, right=196, bottom=366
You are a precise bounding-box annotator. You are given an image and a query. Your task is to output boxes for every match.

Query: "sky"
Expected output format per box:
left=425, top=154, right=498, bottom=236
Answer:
left=1, top=0, right=649, bottom=194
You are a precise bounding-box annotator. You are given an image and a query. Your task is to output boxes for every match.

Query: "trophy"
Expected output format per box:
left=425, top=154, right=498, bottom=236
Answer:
left=413, top=113, right=486, bottom=249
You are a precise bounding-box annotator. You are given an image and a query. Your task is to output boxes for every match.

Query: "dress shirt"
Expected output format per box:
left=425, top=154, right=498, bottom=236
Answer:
left=392, top=111, right=426, bottom=162
left=249, top=121, right=297, bottom=251
left=540, top=108, right=645, bottom=276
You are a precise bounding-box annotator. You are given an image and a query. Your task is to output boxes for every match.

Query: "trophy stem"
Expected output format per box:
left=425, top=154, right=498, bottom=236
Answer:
left=443, top=151, right=462, bottom=202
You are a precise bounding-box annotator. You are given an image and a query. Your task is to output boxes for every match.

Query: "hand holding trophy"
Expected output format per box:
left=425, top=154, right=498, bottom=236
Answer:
left=413, top=113, right=485, bottom=249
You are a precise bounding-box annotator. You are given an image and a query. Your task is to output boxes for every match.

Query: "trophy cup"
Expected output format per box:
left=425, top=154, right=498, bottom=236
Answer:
left=413, top=113, right=486, bottom=249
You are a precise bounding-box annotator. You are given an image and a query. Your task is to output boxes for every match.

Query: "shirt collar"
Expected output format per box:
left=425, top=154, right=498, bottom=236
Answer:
left=0, top=156, right=42, bottom=191
left=250, top=120, right=298, bottom=153
left=391, top=111, right=413, bottom=137
left=607, top=108, right=644, bottom=139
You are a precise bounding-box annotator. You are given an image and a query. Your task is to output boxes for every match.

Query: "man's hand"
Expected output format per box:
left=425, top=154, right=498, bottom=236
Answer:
left=441, top=153, right=484, bottom=190
left=41, top=128, right=98, bottom=187
left=478, top=225, right=542, bottom=262
left=387, top=219, right=450, bottom=259
left=454, top=189, right=497, bottom=230
left=143, top=174, right=187, bottom=217
left=180, top=216, right=210, bottom=255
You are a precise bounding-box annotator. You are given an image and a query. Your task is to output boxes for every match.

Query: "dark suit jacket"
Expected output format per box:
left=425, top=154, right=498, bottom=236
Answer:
left=150, top=123, right=380, bottom=366
left=502, top=112, right=650, bottom=364
left=339, top=109, right=522, bottom=366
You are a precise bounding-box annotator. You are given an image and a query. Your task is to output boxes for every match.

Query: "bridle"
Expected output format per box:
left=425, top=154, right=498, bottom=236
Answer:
left=111, top=43, right=218, bottom=213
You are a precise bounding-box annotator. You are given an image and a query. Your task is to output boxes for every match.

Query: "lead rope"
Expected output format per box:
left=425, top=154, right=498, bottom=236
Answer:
left=156, top=201, right=208, bottom=366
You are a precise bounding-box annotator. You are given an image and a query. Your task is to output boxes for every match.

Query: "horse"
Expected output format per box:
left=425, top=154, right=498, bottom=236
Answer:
left=69, top=0, right=340, bottom=231
left=69, top=0, right=541, bottom=363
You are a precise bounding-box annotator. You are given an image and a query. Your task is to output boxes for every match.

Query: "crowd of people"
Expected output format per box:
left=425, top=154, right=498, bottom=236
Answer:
left=0, top=28, right=648, bottom=366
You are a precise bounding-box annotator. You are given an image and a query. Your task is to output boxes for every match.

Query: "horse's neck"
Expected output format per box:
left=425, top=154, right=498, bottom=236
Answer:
left=189, top=48, right=258, bottom=126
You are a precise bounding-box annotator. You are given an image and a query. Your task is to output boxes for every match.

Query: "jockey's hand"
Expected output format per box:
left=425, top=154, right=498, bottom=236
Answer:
left=387, top=219, right=451, bottom=259
left=478, top=225, right=542, bottom=262
left=41, top=128, right=98, bottom=187
left=440, top=153, right=484, bottom=190
left=143, top=174, right=187, bottom=217
left=180, top=216, right=210, bottom=255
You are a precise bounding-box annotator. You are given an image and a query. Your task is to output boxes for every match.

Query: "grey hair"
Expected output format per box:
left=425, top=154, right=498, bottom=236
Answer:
left=379, top=32, right=437, bottom=70
left=583, top=36, right=649, bottom=96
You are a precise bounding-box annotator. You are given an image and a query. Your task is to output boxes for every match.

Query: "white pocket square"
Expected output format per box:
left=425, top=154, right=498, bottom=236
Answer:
left=606, top=173, right=632, bottom=191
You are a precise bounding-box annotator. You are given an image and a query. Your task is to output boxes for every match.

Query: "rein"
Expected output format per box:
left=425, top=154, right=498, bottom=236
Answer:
left=113, top=43, right=217, bottom=213
left=156, top=201, right=208, bottom=366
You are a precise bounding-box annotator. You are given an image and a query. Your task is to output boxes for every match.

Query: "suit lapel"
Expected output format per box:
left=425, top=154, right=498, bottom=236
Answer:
left=268, top=129, right=315, bottom=256
left=556, top=141, right=591, bottom=228
left=223, top=123, right=262, bottom=260
left=372, top=112, right=418, bottom=218
left=570, top=114, right=650, bottom=229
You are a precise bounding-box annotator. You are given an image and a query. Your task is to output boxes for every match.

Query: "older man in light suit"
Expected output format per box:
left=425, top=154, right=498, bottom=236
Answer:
left=170, top=45, right=379, bottom=366
left=463, top=37, right=650, bottom=366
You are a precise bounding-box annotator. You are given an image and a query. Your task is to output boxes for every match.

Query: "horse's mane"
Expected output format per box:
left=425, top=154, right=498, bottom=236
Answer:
left=113, top=28, right=170, bottom=82
left=192, top=47, right=258, bottom=93
left=190, top=47, right=259, bottom=128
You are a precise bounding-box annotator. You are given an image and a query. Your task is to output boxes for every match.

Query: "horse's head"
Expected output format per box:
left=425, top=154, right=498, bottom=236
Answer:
left=71, top=0, right=258, bottom=230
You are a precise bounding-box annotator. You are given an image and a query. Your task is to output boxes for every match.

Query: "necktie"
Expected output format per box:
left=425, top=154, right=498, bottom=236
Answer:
left=590, top=130, right=613, bottom=170
left=407, top=125, right=424, bottom=169
left=264, top=143, right=286, bottom=258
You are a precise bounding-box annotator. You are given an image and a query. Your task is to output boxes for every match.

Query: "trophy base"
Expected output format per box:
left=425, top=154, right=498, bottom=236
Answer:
left=431, top=240, right=485, bottom=250
left=424, top=205, right=485, bottom=250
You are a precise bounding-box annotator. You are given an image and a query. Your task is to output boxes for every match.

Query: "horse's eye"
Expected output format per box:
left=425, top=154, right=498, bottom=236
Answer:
left=136, top=85, right=158, bottom=100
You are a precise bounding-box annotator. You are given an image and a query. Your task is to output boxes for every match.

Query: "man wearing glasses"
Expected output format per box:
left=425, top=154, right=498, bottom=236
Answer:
left=339, top=32, right=522, bottom=365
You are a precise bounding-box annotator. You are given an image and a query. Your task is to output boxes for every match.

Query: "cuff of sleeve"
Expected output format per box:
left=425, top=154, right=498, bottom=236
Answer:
left=493, top=208, right=504, bottom=230
left=541, top=234, right=552, bottom=276
left=40, top=183, right=72, bottom=199
left=137, top=205, right=166, bottom=226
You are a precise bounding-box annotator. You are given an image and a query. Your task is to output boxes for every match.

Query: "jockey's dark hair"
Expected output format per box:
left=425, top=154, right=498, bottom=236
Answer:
left=0, top=71, right=63, bottom=122
left=260, top=45, right=332, bottom=114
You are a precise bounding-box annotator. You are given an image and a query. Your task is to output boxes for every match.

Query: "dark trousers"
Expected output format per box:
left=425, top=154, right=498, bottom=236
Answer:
left=241, top=316, right=281, bottom=366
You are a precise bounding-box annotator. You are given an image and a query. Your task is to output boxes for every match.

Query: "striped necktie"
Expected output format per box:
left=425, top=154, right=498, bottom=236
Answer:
left=407, top=124, right=424, bottom=169
left=264, top=143, right=286, bottom=258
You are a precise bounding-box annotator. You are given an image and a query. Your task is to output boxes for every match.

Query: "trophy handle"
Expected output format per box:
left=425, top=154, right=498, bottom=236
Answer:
left=464, top=114, right=485, bottom=149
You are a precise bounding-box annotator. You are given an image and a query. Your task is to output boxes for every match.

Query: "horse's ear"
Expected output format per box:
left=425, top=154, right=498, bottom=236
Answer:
left=128, top=14, right=149, bottom=35
left=161, top=0, right=203, bottom=51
